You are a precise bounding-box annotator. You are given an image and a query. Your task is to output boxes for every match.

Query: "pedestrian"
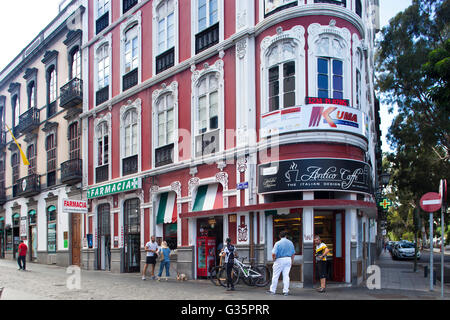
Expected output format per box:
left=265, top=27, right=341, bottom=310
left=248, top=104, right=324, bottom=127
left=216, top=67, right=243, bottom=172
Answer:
left=142, top=235, right=158, bottom=280
left=220, top=238, right=237, bottom=291
left=157, top=241, right=171, bottom=281
left=17, top=240, right=28, bottom=271
left=315, top=235, right=330, bottom=293
left=267, top=231, right=295, bottom=296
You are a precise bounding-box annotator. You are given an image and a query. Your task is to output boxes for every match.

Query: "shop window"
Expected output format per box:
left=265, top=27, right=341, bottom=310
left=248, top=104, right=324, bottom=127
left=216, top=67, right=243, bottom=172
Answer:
left=273, top=211, right=302, bottom=255
left=28, top=210, right=37, bottom=225
left=314, top=213, right=334, bottom=257
left=47, top=206, right=57, bottom=253
left=163, top=223, right=177, bottom=250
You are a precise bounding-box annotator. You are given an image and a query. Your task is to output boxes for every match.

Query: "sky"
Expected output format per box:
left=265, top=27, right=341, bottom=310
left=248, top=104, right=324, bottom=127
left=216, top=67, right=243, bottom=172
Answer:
left=0, top=0, right=412, bottom=152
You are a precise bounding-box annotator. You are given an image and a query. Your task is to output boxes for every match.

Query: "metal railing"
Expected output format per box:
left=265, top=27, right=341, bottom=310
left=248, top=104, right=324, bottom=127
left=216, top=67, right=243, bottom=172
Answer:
left=60, top=78, right=83, bottom=109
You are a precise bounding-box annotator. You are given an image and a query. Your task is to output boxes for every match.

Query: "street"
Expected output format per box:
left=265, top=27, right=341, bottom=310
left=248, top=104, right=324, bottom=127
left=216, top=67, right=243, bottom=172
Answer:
left=0, top=253, right=449, bottom=300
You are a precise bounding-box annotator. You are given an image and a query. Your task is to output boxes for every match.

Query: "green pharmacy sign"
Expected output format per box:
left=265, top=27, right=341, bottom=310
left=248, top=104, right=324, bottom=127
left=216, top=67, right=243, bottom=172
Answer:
left=87, top=178, right=141, bottom=199
left=379, top=198, right=392, bottom=210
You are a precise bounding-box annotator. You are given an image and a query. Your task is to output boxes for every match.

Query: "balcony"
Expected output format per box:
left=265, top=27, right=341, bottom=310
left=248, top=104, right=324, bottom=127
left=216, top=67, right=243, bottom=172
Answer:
left=155, top=143, right=174, bottom=168
left=195, top=130, right=219, bottom=158
left=156, top=47, right=175, bottom=75
left=195, top=23, right=219, bottom=54
left=123, top=155, right=138, bottom=176
left=123, top=68, right=138, bottom=92
left=96, top=164, right=109, bottom=184
left=314, top=0, right=346, bottom=7
left=16, top=174, right=40, bottom=198
left=18, top=107, right=40, bottom=134
left=60, top=78, right=83, bottom=109
left=96, top=86, right=109, bottom=106
left=123, top=0, right=138, bottom=14
left=96, top=12, right=109, bottom=35
left=61, top=159, right=82, bottom=185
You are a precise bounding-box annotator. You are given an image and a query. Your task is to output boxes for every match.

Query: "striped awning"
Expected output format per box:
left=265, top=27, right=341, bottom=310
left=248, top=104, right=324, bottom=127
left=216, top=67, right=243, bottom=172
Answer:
left=156, top=192, right=177, bottom=224
left=193, top=184, right=223, bottom=212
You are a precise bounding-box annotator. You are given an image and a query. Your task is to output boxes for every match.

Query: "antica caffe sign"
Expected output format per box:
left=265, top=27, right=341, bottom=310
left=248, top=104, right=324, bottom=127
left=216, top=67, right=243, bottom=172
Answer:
left=87, top=177, right=141, bottom=199
left=258, top=159, right=373, bottom=194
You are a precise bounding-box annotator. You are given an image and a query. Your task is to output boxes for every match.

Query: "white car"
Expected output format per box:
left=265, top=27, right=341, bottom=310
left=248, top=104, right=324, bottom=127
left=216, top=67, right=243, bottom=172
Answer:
left=393, top=242, right=421, bottom=260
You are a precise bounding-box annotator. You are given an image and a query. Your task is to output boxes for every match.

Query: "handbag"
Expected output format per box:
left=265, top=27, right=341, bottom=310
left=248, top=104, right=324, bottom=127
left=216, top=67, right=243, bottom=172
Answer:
left=159, top=250, right=165, bottom=261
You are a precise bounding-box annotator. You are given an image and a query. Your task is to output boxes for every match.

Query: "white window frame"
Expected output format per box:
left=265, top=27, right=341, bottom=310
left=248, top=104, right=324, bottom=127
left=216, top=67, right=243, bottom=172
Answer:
left=120, top=99, right=142, bottom=177
left=152, top=0, right=179, bottom=76
left=307, top=23, right=351, bottom=101
left=317, top=57, right=345, bottom=100
left=352, top=33, right=365, bottom=111
left=191, top=60, right=224, bottom=160
left=260, top=26, right=306, bottom=114
left=94, top=34, right=112, bottom=104
left=93, top=113, right=112, bottom=183
left=120, top=11, right=142, bottom=94
left=71, top=49, right=82, bottom=80
left=121, top=0, right=142, bottom=16
left=152, top=81, right=179, bottom=168
left=190, top=0, right=224, bottom=57
left=95, top=0, right=111, bottom=23
left=28, top=82, right=36, bottom=109
left=48, top=67, right=57, bottom=103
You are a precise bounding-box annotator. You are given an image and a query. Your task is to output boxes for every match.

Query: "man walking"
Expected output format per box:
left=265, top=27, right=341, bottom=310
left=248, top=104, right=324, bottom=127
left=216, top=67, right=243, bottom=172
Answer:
left=267, top=231, right=295, bottom=296
left=17, top=240, right=28, bottom=271
left=142, top=235, right=158, bottom=280
left=315, top=235, right=329, bottom=293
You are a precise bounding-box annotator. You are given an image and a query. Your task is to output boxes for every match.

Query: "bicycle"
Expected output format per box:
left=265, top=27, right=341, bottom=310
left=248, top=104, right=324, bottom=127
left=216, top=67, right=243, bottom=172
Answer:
left=208, top=255, right=239, bottom=287
left=218, top=258, right=271, bottom=287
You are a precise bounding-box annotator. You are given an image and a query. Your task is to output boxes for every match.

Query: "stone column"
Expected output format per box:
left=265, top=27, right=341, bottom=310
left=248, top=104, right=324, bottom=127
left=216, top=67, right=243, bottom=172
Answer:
left=302, top=192, right=315, bottom=287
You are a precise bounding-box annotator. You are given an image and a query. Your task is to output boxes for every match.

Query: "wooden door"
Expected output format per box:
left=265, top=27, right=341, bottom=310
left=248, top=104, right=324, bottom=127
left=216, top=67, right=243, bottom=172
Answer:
left=333, top=212, right=345, bottom=282
left=71, top=213, right=81, bottom=266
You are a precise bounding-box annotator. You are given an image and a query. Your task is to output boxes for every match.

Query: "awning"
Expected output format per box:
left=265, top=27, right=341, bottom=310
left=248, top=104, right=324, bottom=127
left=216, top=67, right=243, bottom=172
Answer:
left=156, top=192, right=177, bottom=224
left=192, top=184, right=223, bottom=212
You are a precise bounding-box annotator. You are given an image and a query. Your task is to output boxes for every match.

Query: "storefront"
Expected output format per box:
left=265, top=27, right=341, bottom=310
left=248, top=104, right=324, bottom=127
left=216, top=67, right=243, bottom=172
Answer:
left=123, top=198, right=141, bottom=273
left=97, top=203, right=111, bottom=271
left=155, top=191, right=178, bottom=250
left=28, top=210, right=37, bottom=262
left=12, top=213, right=20, bottom=259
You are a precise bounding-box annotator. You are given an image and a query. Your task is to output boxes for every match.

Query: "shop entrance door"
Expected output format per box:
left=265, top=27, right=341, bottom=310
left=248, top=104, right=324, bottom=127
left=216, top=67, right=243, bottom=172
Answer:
left=29, top=226, right=37, bottom=261
left=124, top=199, right=141, bottom=273
left=97, top=204, right=111, bottom=271
left=71, top=213, right=81, bottom=266
left=196, top=217, right=223, bottom=277
left=333, top=212, right=345, bottom=282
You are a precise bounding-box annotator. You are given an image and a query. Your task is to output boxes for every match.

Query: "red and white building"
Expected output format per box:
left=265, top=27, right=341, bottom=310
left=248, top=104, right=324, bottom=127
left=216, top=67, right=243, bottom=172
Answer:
left=81, top=0, right=382, bottom=286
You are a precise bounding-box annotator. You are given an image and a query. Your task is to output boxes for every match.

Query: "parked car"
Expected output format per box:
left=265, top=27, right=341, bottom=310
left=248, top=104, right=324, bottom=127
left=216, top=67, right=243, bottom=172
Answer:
left=392, top=242, right=421, bottom=260
left=387, top=241, right=395, bottom=253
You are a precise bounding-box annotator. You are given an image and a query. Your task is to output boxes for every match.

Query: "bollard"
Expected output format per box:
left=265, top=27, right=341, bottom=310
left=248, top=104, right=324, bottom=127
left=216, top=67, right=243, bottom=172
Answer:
left=424, top=265, right=428, bottom=278
left=433, top=269, right=437, bottom=285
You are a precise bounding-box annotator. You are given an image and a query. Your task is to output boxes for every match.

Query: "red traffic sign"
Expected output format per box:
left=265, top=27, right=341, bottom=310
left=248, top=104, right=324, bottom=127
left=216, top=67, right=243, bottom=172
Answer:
left=420, top=192, right=442, bottom=212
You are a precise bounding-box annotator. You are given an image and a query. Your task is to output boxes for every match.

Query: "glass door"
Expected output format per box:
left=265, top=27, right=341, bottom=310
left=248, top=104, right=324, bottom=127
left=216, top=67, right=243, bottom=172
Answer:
left=98, top=204, right=111, bottom=270
left=124, top=199, right=140, bottom=273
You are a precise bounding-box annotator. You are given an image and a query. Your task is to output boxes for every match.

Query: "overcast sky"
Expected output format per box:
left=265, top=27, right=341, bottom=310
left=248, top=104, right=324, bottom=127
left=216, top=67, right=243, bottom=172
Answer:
left=0, top=0, right=412, bottom=152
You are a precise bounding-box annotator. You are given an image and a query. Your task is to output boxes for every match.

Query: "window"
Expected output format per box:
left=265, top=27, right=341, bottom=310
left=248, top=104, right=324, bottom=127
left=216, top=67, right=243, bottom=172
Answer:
left=124, top=25, right=139, bottom=75
left=46, top=134, right=56, bottom=187
left=96, top=0, right=110, bottom=34
left=198, top=0, right=218, bottom=32
left=123, top=0, right=139, bottom=14
left=27, top=144, right=36, bottom=175
left=28, top=82, right=36, bottom=109
left=97, top=0, right=109, bottom=17
left=123, top=109, right=138, bottom=158
left=355, top=49, right=363, bottom=109
left=268, top=61, right=296, bottom=111
left=157, top=0, right=175, bottom=55
left=317, top=58, right=343, bottom=99
left=47, top=67, right=57, bottom=103
left=197, top=74, right=219, bottom=134
left=96, top=122, right=109, bottom=167
left=97, top=44, right=110, bottom=90
left=273, top=211, right=302, bottom=255
left=11, top=95, right=19, bottom=130
left=11, top=153, right=19, bottom=197
left=69, top=122, right=81, bottom=160
left=28, top=210, right=37, bottom=225
left=47, top=206, right=57, bottom=253
left=71, top=49, right=82, bottom=80
left=156, top=95, right=174, bottom=148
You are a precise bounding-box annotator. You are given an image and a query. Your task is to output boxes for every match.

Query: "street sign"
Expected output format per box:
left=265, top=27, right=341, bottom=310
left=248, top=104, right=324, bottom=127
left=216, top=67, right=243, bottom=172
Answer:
left=237, top=182, right=249, bottom=190
left=379, top=198, right=391, bottom=210
left=420, top=192, right=441, bottom=213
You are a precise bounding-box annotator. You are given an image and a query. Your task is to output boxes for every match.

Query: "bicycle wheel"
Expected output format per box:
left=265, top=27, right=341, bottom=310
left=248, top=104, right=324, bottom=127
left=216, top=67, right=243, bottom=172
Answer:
left=208, top=265, right=221, bottom=286
left=253, top=265, right=271, bottom=287
left=218, top=266, right=239, bottom=287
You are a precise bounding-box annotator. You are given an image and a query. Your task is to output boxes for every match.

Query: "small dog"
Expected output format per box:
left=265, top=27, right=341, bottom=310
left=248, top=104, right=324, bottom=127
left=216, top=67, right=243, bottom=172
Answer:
left=177, top=273, right=187, bottom=281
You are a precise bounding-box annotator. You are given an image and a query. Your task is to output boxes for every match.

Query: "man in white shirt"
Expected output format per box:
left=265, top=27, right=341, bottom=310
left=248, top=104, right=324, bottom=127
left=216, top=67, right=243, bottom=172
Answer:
left=142, top=235, right=158, bottom=280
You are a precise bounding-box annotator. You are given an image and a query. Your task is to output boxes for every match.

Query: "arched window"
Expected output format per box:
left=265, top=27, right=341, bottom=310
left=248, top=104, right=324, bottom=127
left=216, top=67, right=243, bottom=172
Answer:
left=124, top=24, right=139, bottom=75
left=123, top=109, right=138, bottom=158
left=156, top=94, right=174, bottom=148
left=71, top=48, right=82, bottom=80
left=28, top=81, right=36, bottom=109
left=157, top=0, right=175, bottom=55
left=47, top=206, right=57, bottom=253
left=47, top=66, right=57, bottom=103
left=96, top=122, right=109, bottom=167
left=11, top=95, right=19, bottom=129
left=197, top=73, right=219, bottom=135
left=355, top=49, right=363, bottom=109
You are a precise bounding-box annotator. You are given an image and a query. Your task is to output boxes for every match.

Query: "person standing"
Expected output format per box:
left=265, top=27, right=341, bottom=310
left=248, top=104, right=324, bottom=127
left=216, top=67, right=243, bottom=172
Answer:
left=220, top=238, right=236, bottom=291
left=17, top=240, right=28, bottom=271
left=267, top=231, right=295, bottom=296
left=157, top=241, right=171, bottom=281
left=142, top=235, right=158, bottom=280
left=315, top=235, right=330, bottom=293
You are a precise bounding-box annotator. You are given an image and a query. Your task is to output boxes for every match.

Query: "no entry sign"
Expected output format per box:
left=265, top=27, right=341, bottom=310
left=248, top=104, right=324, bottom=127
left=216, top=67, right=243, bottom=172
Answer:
left=420, top=192, right=442, bottom=213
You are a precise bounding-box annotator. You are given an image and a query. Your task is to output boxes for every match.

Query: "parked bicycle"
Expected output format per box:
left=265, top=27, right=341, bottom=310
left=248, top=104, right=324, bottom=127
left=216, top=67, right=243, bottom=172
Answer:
left=217, top=257, right=271, bottom=287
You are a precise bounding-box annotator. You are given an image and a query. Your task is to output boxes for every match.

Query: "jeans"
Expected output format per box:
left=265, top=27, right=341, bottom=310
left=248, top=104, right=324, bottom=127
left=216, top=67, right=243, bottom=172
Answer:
left=158, top=260, right=170, bottom=277
left=18, top=255, right=26, bottom=270
left=226, top=263, right=234, bottom=288
left=269, top=257, right=292, bottom=294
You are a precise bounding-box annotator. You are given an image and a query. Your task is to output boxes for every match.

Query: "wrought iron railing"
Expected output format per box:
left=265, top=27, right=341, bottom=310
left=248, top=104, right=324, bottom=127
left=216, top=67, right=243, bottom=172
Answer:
left=123, top=68, right=138, bottom=91
left=156, top=47, right=175, bottom=74
left=96, top=85, right=109, bottom=106
left=155, top=143, right=174, bottom=167
left=96, top=164, right=109, bottom=184
left=61, top=159, right=82, bottom=184
left=195, top=129, right=219, bottom=158
left=16, top=174, right=40, bottom=198
left=123, top=155, right=138, bottom=176
left=96, top=12, right=109, bottom=35
left=60, top=78, right=83, bottom=109
left=18, top=107, right=40, bottom=133
left=195, top=23, right=219, bottom=54
left=123, top=0, right=138, bottom=14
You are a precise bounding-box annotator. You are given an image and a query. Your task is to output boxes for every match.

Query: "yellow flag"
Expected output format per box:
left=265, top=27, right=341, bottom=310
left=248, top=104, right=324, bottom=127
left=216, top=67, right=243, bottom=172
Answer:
left=5, top=125, right=30, bottom=166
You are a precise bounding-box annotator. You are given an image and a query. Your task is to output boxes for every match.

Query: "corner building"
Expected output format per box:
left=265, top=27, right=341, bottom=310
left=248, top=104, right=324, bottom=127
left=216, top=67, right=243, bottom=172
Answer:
left=83, top=0, right=382, bottom=286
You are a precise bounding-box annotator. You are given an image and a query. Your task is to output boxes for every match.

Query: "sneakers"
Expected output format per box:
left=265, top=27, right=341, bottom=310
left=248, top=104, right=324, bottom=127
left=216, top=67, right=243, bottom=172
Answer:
left=266, top=290, right=276, bottom=295
left=165, top=278, right=169, bottom=282
left=317, top=287, right=326, bottom=293
left=283, top=292, right=289, bottom=296
left=151, top=276, right=157, bottom=280
left=142, top=276, right=146, bottom=281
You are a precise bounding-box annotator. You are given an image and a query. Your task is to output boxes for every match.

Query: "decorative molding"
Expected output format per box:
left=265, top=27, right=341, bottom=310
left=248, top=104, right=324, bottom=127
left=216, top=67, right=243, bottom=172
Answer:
left=215, top=171, right=228, bottom=191
left=237, top=157, right=248, bottom=173
left=236, top=39, right=247, bottom=59
left=41, top=50, right=59, bottom=65
left=23, top=68, right=38, bottom=81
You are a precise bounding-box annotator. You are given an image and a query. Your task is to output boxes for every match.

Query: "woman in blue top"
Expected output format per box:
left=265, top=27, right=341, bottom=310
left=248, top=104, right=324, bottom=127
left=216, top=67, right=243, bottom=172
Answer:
left=157, top=241, right=171, bottom=281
